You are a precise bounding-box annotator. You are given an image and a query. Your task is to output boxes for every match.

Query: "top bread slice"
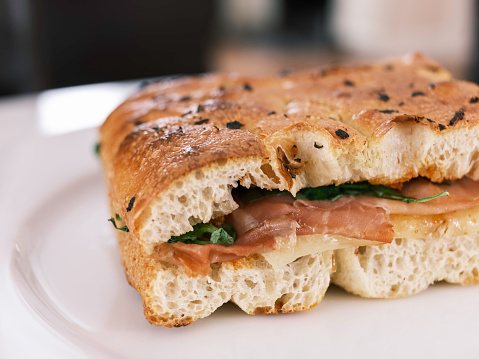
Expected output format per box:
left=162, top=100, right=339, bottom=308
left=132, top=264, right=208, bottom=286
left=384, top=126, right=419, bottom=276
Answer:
left=99, top=53, right=479, bottom=251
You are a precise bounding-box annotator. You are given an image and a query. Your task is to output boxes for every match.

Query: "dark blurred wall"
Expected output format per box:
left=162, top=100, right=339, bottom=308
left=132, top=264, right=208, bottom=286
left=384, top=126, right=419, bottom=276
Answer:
left=0, top=0, right=16, bottom=95
left=0, top=0, right=216, bottom=95
left=473, top=4, right=479, bottom=83
left=0, top=0, right=36, bottom=95
left=2, top=0, right=478, bottom=96
left=283, top=0, right=329, bottom=44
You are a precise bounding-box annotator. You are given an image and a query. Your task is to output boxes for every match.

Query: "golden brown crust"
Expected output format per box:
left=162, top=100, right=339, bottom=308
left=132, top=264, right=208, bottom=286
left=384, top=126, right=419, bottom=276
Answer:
left=251, top=299, right=321, bottom=315
left=458, top=276, right=479, bottom=286
left=100, top=53, right=479, bottom=236
left=111, top=119, right=268, bottom=234
left=101, top=54, right=479, bottom=326
left=117, top=230, right=197, bottom=327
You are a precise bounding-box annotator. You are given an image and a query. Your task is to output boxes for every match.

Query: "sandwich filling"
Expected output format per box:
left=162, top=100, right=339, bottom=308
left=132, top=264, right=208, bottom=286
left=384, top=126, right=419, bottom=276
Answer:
left=155, top=177, right=479, bottom=276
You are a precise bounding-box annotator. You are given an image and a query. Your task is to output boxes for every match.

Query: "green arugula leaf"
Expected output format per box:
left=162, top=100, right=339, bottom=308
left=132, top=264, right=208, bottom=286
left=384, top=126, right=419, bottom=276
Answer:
left=236, top=182, right=449, bottom=204
left=108, top=214, right=129, bottom=232
left=210, top=228, right=233, bottom=245
left=94, top=142, right=101, bottom=157
left=296, top=183, right=449, bottom=203
left=171, top=182, right=448, bottom=246
left=221, top=222, right=237, bottom=239
left=168, top=222, right=235, bottom=246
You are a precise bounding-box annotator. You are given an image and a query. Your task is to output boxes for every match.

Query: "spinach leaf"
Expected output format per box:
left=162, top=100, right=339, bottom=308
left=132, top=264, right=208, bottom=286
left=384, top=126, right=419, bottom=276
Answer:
left=168, top=222, right=236, bottom=246
left=236, top=182, right=448, bottom=204
left=94, top=142, right=101, bottom=157
left=108, top=213, right=129, bottom=232
left=296, top=183, right=448, bottom=203
left=172, top=181, right=448, bottom=245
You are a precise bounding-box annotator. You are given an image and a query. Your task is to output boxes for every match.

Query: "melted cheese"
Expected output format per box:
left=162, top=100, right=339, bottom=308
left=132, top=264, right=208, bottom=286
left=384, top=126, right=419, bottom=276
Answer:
left=262, top=234, right=382, bottom=271
left=261, top=204, right=479, bottom=270
left=390, top=205, right=479, bottom=239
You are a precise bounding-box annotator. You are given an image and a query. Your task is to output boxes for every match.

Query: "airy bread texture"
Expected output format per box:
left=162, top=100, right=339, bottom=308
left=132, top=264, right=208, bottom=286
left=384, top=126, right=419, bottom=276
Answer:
left=332, top=234, right=479, bottom=298
left=99, top=54, right=479, bottom=326
left=118, top=229, right=332, bottom=327
left=138, top=158, right=276, bottom=250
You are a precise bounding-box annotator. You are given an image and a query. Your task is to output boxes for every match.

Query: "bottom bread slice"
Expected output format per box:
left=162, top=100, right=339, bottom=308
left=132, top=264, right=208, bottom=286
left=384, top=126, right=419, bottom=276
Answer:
left=117, top=231, right=333, bottom=327
left=332, top=233, right=479, bottom=298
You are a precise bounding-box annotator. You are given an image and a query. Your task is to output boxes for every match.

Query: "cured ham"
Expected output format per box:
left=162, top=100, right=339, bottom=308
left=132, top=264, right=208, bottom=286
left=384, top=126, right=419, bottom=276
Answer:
left=155, top=241, right=267, bottom=277
left=155, top=217, right=297, bottom=276
left=294, top=198, right=393, bottom=242
left=229, top=195, right=394, bottom=243
left=368, top=177, right=479, bottom=215
left=155, top=177, right=479, bottom=276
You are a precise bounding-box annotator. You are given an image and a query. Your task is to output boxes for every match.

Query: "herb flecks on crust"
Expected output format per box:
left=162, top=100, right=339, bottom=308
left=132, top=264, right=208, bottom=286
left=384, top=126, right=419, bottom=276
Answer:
left=226, top=121, right=245, bottom=130
left=335, top=129, right=350, bottom=139
left=449, top=109, right=465, bottom=126
left=126, top=197, right=136, bottom=212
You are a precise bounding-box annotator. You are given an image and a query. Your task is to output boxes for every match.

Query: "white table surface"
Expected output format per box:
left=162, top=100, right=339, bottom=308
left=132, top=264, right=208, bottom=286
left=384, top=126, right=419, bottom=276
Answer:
left=0, top=82, right=137, bottom=359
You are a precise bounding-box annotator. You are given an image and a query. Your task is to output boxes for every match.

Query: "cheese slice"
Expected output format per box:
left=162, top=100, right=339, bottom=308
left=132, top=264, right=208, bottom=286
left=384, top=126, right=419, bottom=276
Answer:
left=261, top=234, right=382, bottom=271
left=261, top=205, right=479, bottom=271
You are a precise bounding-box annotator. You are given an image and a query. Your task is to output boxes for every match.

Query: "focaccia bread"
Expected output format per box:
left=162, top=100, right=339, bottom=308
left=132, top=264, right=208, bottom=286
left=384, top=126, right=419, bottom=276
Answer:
left=333, top=234, right=479, bottom=298
left=99, top=53, right=479, bottom=327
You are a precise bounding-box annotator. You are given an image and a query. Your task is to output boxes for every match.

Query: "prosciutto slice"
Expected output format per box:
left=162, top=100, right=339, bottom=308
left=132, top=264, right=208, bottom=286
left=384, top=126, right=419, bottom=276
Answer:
left=294, top=198, right=393, bottom=242
left=155, top=242, right=267, bottom=277
left=155, top=177, right=479, bottom=276
left=228, top=195, right=394, bottom=243
left=368, top=177, right=479, bottom=215
left=155, top=216, right=297, bottom=277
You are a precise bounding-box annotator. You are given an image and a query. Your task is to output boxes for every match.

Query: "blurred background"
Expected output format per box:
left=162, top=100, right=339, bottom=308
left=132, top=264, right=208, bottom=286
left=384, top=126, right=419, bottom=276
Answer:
left=0, top=0, right=477, bottom=96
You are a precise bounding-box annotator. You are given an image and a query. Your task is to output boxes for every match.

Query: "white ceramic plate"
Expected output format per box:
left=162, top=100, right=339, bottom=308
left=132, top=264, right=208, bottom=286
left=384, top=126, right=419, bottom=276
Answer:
left=10, top=129, right=479, bottom=359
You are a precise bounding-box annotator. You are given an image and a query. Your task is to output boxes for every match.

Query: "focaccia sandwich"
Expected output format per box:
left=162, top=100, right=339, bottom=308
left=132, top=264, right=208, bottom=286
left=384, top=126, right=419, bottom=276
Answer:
left=99, top=53, right=479, bottom=327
